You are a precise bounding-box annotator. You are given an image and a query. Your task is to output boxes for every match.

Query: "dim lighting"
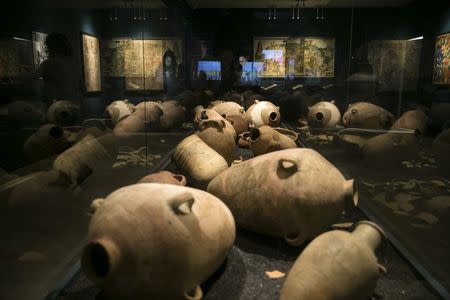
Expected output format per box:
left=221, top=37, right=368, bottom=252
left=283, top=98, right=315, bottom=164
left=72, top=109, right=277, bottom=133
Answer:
left=408, top=36, right=423, bottom=41
left=12, top=37, right=30, bottom=42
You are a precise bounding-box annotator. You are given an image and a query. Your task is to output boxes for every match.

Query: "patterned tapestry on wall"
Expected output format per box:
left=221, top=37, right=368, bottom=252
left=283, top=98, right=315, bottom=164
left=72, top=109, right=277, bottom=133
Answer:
left=367, top=39, right=422, bottom=91
left=101, top=38, right=183, bottom=90
left=82, top=33, right=102, bottom=92
left=433, top=32, right=450, bottom=85
left=254, top=37, right=335, bottom=78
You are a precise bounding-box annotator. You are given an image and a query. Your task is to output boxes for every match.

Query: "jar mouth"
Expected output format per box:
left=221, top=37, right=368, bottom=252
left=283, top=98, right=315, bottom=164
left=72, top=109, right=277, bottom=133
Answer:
left=315, top=112, right=324, bottom=121
left=249, top=128, right=260, bottom=142
left=269, top=112, right=278, bottom=121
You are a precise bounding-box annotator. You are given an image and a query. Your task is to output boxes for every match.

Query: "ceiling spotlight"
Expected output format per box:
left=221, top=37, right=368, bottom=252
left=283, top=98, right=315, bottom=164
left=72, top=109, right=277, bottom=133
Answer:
left=274, top=7, right=277, bottom=20
left=291, top=6, right=294, bottom=20
left=268, top=7, right=271, bottom=20
left=321, top=7, right=324, bottom=20
left=316, top=7, right=319, bottom=20
left=297, top=6, right=300, bottom=20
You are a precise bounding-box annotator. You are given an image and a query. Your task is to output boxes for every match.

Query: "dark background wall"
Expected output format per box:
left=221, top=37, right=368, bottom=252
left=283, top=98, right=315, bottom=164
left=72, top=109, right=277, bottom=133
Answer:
left=0, top=0, right=449, bottom=110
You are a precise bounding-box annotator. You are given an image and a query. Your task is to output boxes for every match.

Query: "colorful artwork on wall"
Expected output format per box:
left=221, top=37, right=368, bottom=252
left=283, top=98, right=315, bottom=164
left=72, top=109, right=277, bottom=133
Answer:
left=433, top=32, right=450, bottom=85
left=254, top=37, right=335, bottom=78
left=32, top=31, right=48, bottom=68
left=368, top=39, right=422, bottom=91
left=254, top=38, right=286, bottom=78
left=81, top=33, right=102, bottom=92
left=101, top=38, right=183, bottom=90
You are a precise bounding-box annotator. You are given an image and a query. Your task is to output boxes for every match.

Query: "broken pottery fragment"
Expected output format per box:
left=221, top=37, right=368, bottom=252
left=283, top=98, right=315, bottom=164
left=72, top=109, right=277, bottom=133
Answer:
left=342, top=102, right=394, bottom=129
left=248, top=126, right=297, bottom=156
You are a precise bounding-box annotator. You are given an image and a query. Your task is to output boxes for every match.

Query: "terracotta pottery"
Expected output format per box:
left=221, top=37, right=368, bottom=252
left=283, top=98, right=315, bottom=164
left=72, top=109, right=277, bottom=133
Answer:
left=82, top=183, right=235, bottom=300
left=246, top=100, right=281, bottom=128
left=339, top=130, right=419, bottom=165
left=8, top=100, right=45, bottom=124
left=362, top=132, right=419, bottom=161
left=53, top=133, right=119, bottom=185
left=193, top=106, right=224, bottom=125
left=225, top=114, right=250, bottom=137
left=113, top=101, right=163, bottom=136
left=196, top=119, right=236, bottom=164
left=307, top=101, right=341, bottom=128
left=392, top=109, right=428, bottom=134
left=207, top=148, right=357, bottom=246
left=106, top=100, right=136, bottom=127
left=209, top=101, right=245, bottom=118
left=238, top=132, right=251, bottom=148
left=248, top=126, right=297, bottom=156
left=158, top=100, right=187, bottom=129
left=432, top=129, right=450, bottom=167
left=342, top=102, right=395, bottom=129
left=23, top=124, right=77, bottom=163
left=137, top=171, right=187, bottom=186
left=280, top=221, right=385, bottom=300
left=172, top=135, right=228, bottom=185
left=47, top=100, right=80, bottom=126
left=193, top=106, right=237, bottom=139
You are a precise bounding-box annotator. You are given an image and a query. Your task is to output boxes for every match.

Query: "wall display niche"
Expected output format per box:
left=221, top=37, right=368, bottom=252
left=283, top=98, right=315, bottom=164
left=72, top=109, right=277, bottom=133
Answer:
left=367, top=39, right=422, bottom=91
left=254, top=37, right=336, bottom=78
left=432, top=32, right=450, bottom=85
left=32, top=31, right=48, bottom=68
left=0, top=38, right=33, bottom=78
left=81, top=33, right=102, bottom=92
left=101, top=38, right=183, bottom=90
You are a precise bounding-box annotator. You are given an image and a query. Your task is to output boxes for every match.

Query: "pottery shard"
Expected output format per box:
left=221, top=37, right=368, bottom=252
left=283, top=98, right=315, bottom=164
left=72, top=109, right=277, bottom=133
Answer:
left=415, top=212, right=439, bottom=225
left=207, top=148, right=357, bottom=246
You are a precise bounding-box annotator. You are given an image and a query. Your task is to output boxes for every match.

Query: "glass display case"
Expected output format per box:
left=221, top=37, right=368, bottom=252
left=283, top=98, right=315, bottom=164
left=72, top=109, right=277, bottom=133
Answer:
left=0, top=0, right=449, bottom=299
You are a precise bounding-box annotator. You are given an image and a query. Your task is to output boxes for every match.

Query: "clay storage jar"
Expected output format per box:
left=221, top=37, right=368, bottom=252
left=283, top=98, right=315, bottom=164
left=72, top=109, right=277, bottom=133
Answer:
left=248, top=126, right=297, bottom=156
left=246, top=100, right=281, bottom=128
left=196, top=119, right=236, bottom=165
left=113, top=101, right=163, bottom=136
left=82, top=183, right=236, bottom=300
left=342, top=102, right=395, bottom=129
left=207, top=148, right=357, bottom=246
left=158, top=100, right=187, bottom=130
left=280, top=221, right=385, bottom=300
left=137, top=170, right=187, bottom=186
left=307, top=101, right=341, bottom=128
left=172, top=134, right=228, bottom=185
